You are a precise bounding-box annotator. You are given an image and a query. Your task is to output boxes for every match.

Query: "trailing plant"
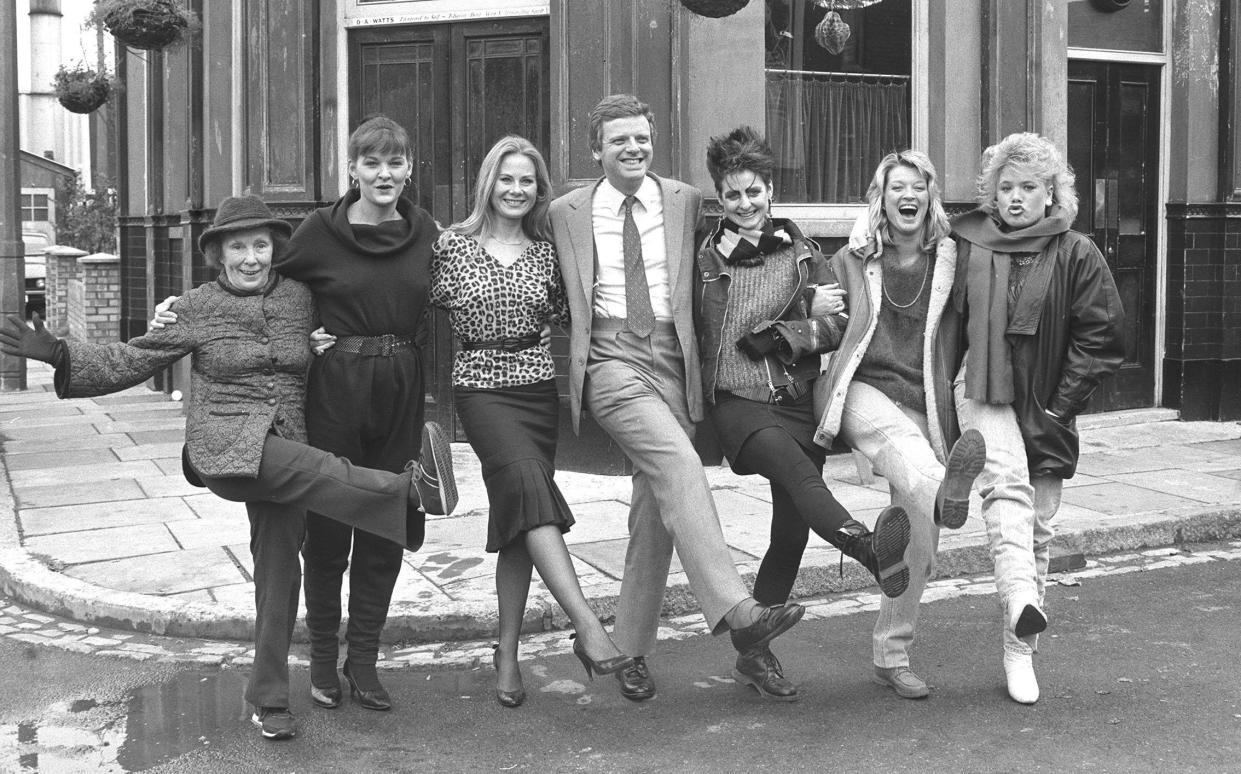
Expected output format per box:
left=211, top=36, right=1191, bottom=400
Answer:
left=88, top=0, right=200, bottom=52
left=53, top=63, right=114, bottom=114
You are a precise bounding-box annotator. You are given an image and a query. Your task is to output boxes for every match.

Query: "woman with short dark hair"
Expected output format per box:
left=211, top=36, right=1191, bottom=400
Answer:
left=693, top=126, right=912, bottom=702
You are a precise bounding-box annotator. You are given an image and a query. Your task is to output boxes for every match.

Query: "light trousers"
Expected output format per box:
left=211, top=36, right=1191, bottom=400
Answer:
left=838, top=381, right=944, bottom=668
left=584, top=324, right=748, bottom=656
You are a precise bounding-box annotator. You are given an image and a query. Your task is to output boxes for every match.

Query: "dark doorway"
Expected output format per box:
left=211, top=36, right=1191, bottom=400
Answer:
left=1066, top=61, right=1160, bottom=412
left=349, top=19, right=551, bottom=436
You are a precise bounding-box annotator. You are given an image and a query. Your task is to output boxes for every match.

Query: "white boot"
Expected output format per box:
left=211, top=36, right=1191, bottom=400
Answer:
left=1003, top=647, right=1040, bottom=704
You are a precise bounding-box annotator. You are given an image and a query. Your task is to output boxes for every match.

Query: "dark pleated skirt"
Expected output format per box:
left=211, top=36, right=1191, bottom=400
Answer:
left=709, top=387, right=821, bottom=476
left=454, top=379, right=574, bottom=552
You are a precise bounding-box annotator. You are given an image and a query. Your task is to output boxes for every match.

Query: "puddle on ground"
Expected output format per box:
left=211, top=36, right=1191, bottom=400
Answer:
left=0, top=668, right=249, bottom=772
left=116, top=669, right=250, bottom=771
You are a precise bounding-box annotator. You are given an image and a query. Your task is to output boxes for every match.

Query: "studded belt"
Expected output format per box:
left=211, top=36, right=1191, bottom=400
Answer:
left=333, top=334, right=413, bottom=357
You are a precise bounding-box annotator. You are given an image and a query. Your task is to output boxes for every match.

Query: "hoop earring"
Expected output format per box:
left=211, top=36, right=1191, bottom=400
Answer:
left=403, top=178, right=410, bottom=188
left=349, top=177, right=359, bottom=190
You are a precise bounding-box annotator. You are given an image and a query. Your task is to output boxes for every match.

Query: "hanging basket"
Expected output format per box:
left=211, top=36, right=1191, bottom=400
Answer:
left=53, top=65, right=113, bottom=114
left=90, top=0, right=199, bottom=52
left=679, top=0, right=750, bottom=19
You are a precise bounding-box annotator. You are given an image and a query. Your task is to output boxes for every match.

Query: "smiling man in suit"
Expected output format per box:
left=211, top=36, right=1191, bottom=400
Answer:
left=548, top=94, right=805, bottom=702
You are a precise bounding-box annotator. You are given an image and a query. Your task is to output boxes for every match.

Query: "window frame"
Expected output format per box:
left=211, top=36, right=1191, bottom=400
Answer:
left=764, top=0, right=927, bottom=230
left=20, top=189, right=54, bottom=223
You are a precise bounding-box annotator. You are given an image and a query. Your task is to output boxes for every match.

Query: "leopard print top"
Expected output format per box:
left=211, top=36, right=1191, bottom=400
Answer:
left=431, top=230, right=570, bottom=389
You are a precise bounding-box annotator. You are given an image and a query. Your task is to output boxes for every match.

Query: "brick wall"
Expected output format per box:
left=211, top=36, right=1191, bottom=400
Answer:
left=75, top=255, right=122, bottom=345
left=1163, top=203, right=1241, bottom=420
left=43, top=246, right=86, bottom=334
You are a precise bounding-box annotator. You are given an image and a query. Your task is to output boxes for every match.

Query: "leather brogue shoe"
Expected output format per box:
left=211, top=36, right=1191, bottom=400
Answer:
left=733, top=646, right=799, bottom=702
left=729, top=603, right=805, bottom=653
left=872, top=665, right=929, bottom=699
left=615, top=655, right=655, bottom=702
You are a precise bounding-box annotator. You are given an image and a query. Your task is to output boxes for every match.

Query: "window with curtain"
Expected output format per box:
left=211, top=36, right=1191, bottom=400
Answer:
left=765, top=0, right=911, bottom=203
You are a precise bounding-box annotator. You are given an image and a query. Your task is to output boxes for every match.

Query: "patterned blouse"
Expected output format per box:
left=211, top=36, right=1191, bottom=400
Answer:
left=430, top=230, right=570, bottom=390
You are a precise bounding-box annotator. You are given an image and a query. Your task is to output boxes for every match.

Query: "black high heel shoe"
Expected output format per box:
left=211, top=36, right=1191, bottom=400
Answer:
left=569, top=633, right=634, bottom=681
left=491, top=645, right=526, bottom=708
left=342, top=659, right=392, bottom=711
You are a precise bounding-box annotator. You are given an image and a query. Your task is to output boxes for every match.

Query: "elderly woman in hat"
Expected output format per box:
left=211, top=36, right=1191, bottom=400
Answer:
left=0, top=195, right=456, bottom=742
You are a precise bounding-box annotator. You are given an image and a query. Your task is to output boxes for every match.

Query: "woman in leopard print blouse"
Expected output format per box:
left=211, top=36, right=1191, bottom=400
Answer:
left=430, top=136, right=632, bottom=708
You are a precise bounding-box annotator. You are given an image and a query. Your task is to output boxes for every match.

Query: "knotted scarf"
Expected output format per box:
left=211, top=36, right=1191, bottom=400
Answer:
left=711, top=216, right=793, bottom=267
left=952, top=206, right=1072, bottom=404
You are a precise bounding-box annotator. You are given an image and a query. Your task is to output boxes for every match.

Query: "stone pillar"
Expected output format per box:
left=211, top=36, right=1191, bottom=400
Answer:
left=1, top=0, right=25, bottom=390
left=26, top=0, right=62, bottom=161
left=43, top=244, right=86, bottom=333
left=72, top=253, right=121, bottom=345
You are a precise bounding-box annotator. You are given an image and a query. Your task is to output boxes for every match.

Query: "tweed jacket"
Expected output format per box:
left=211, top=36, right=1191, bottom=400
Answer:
left=813, top=237, right=963, bottom=461
left=549, top=173, right=704, bottom=432
left=56, top=275, right=316, bottom=479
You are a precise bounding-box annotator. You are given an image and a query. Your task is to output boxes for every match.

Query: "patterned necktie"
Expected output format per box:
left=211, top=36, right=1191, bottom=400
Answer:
left=622, top=195, right=654, bottom=337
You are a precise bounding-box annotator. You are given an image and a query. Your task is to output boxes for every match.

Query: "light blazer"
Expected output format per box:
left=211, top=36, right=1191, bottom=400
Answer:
left=549, top=173, right=704, bottom=434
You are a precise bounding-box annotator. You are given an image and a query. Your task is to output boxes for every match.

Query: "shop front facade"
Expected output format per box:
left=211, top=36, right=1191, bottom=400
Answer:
left=109, top=0, right=1241, bottom=465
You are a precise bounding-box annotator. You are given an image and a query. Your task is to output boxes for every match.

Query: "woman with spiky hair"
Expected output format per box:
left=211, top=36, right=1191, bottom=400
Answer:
left=693, top=126, right=912, bottom=702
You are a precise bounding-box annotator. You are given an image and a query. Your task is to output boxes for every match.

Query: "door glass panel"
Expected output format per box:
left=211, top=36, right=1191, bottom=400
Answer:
left=1067, top=0, right=1162, bottom=53
left=358, top=41, right=439, bottom=214
left=1117, top=80, right=1150, bottom=236
left=463, top=34, right=548, bottom=215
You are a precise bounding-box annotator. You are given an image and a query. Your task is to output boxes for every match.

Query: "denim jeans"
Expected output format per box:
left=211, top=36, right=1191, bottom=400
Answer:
left=838, top=381, right=945, bottom=668
left=952, top=364, right=1041, bottom=655
left=1030, top=473, right=1064, bottom=651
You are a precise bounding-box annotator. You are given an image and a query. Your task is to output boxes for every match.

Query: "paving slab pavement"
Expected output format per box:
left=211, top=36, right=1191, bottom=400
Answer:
left=1, top=362, right=1240, bottom=649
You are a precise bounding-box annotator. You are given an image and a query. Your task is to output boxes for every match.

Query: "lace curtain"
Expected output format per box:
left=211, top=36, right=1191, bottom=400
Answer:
left=765, top=71, right=909, bottom=203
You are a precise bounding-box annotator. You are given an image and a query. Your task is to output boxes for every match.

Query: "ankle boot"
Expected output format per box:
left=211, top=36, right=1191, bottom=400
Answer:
left=833, top=507, right=910, bottom=598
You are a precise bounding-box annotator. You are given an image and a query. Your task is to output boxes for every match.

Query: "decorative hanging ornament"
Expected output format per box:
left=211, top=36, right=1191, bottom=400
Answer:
left=815, top=10, right=851, bottom=54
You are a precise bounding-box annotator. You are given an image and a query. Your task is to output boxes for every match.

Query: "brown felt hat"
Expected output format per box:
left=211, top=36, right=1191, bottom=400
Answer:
left=198, top=195, right=293, bottom=251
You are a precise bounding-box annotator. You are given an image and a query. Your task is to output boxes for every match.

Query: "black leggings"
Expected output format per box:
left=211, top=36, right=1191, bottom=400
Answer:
left=731, top=426, right=853, bottom=605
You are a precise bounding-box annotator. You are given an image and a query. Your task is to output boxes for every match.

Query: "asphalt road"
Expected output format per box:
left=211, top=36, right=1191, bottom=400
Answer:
left=2, top=544, right=1238, bottom=773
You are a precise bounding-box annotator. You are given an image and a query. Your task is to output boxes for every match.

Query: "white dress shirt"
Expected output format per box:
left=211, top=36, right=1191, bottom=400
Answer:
left=590, top=175, right=672, bottom=321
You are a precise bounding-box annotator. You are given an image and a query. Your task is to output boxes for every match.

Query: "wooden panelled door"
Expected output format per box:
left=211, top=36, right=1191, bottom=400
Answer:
left=1066, top=61, right=1160, bottom=412
left=349, top=19, right=551, bottom=436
